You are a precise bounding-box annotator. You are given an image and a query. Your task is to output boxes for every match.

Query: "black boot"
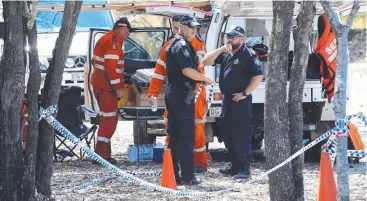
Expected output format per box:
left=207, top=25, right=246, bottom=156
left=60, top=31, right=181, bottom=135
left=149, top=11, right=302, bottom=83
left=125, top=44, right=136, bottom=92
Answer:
left=181, top=176, right=202, bottom=185
left=219, top=162, right=240, bottom=176
left=233, top=163, right=251, bottom=179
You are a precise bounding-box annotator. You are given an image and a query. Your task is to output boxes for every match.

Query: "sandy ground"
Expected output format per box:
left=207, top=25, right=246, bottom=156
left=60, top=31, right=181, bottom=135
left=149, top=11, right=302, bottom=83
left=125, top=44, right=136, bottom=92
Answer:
left=50, top=63, right=367, bottom=201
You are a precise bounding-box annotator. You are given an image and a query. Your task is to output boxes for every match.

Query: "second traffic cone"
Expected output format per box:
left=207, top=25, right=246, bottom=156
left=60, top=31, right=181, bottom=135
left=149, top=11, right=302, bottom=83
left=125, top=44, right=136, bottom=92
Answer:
left=317, top=151, right=337, bottom=201
left=160, top=148, right=177, bottom=189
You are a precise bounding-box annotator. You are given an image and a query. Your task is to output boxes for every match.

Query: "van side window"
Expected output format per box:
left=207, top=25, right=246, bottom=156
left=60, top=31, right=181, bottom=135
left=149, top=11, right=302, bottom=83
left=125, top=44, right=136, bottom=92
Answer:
left=123, top=31, right=165, bottom=61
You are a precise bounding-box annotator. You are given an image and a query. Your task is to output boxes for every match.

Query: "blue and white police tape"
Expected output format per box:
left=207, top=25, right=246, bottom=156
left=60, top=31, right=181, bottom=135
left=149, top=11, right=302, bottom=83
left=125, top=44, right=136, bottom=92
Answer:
left=347, top=150, right=366, bottom=158
left=248, top=112, right=367, bottom=184
left=69, top=170, right=164, bottom=192
left=39, top=105, right=226, bottom=197
left=70, top=175, right=117, bottom=191
left=79, top=84, right=216, bottom=190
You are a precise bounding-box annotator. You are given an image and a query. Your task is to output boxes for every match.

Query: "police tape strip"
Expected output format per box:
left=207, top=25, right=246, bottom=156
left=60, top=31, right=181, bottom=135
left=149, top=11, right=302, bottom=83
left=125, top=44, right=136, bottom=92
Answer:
left=39, top=105, right=226, bottom=197
left=247, top=112, right=367, bottom=184
left=74, top=83, right=215, bottom=191
left=347, top=150, right=366, bottom=158
left=70, top=175, right=117, bottom=191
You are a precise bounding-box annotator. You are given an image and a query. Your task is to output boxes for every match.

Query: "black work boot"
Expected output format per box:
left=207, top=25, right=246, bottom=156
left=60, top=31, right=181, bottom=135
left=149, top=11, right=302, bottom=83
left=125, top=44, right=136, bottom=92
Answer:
left=181, top=176, right=202, bottom=185
left=219, top=163, right=239, bottom=176
left=233, top=164, right=251, bottom=180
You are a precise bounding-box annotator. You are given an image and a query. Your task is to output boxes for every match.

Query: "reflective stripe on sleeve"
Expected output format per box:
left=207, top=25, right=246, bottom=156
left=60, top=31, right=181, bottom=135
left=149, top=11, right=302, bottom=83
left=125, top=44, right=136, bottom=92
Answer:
left=100, top=111, right=117, bottom=117
left=194, top=145, right=206, bottom=152
left=97, top=136, right=111, bottom=143
left=156, top=59, right=166, bottom=68
left=152, top=73, right=165, bottom=80
left=104, top=54, right=119, bottom=60
left=93, top=55, right=104, bottom=62
left=110, top=79, right=120, bottom=85
left=116, top=69, right=124, bottom=73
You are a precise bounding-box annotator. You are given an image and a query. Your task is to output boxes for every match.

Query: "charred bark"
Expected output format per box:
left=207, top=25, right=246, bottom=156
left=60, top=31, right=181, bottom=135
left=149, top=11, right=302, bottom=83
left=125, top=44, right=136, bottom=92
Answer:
left=320, top=1, right=360, bottom=200
left=288, top=2, right=316, bottom=201
left=22, top=1, right=41, bottom=200
left=35, top=1, right=83, bottom=196
left=0, top=1, right=26, bottom=200
left=264, top=1, right=296, bottom=201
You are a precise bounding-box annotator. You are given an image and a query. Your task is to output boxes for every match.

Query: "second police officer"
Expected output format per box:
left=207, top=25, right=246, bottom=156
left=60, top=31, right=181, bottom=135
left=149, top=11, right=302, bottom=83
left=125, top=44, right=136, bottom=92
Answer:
left=165, top=15, right=214, bottom=185
left=203, top=25, right=264, bottom=179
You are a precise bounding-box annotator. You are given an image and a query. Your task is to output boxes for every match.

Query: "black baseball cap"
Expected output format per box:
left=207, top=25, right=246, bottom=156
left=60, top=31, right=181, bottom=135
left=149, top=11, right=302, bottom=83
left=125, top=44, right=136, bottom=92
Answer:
left=225, top=25, right=245, bottom=37
left=180, top=15, right=201, bottom=29
left=113, top=17, right=132, bottom=31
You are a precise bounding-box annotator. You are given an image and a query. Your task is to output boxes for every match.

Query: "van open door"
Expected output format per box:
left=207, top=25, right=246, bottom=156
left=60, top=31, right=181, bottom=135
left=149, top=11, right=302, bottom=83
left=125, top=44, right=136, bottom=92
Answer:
left=84, top=27, right=170, bottom=116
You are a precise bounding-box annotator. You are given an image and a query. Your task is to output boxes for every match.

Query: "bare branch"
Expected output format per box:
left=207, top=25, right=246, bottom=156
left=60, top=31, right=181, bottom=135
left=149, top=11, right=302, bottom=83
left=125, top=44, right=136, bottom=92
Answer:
left=320, top=1, right=342, bottom=32
left=27, top=1, right=38, bottom=30
left=346, top=0, right=360, bottom=30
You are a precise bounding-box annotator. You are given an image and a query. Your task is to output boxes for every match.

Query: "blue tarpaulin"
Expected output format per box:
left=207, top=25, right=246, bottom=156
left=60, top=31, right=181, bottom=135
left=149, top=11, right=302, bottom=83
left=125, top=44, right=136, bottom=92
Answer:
left=36, top=0, right=114, bottom=32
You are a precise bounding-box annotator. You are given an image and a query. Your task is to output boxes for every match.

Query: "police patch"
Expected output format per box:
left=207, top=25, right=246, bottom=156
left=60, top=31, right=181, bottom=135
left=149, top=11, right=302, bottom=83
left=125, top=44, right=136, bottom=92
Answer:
left=233, top=58, right=239, bottom=65
left=183, top=49, right=190, bottom=57
left=254, top=57, right=261, bottom=66
left=250, top=48, right=256, bottom=56
left=112, top=43, right=117, bottom=50
left=180, top=40, right=187, bottom=46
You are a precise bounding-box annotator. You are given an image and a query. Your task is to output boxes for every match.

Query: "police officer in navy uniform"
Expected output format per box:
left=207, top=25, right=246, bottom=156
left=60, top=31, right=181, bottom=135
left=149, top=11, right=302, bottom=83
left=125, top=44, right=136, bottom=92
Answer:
left=165, top=15, right=214, bottom=185
left=203, top=25, right=264, bottom=179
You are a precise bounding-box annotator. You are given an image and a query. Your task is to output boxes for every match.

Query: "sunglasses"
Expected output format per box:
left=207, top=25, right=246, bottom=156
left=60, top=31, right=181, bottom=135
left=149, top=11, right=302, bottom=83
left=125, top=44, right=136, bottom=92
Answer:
left=226, top=35, right=242, bottom=40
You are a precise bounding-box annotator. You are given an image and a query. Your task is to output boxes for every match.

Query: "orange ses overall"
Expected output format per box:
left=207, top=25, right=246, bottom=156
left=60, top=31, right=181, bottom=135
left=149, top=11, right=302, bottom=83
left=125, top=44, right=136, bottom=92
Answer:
left=91, top=31, right=125, bottom=160
left=315, top=14, right=337, bottom=102
left=148, top=35, right=209, bottom=170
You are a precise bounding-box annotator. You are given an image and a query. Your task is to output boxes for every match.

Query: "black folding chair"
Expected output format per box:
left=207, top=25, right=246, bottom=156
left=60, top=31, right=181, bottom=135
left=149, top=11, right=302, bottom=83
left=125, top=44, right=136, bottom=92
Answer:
left=53, top=86, right=98, bottom=162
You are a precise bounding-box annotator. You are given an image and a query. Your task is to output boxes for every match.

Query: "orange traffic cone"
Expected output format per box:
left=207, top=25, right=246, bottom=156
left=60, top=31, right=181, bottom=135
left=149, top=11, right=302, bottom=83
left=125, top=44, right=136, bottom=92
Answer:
left=317, top=151, right=337, bottom=201
left=160, top=148, right=177, bottom=189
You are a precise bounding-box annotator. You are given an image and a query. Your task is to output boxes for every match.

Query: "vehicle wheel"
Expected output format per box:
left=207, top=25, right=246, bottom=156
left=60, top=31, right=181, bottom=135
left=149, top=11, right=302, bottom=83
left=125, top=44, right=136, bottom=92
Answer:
left=133, top=120, right=156, bottom=145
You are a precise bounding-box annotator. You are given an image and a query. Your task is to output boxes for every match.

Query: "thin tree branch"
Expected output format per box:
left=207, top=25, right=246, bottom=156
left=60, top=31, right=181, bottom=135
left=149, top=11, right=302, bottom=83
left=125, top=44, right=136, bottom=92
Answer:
left=346, top=0, right=360, bottom=30
left=27, top=1, right=38, bottom=30
left=320, top=1, right=342, bottom=32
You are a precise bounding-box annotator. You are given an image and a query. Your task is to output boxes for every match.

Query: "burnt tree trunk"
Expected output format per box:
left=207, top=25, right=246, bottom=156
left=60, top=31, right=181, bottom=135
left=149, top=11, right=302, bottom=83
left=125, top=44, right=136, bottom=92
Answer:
left=288, top=1, right=316, bottom=201
left=320, top=1, right=360, bottom=200
left=35, top=1, right=82, bottom=196
left=0, top=2, right=26, bottom=200
left=22, top=1, right=41, bottom=200
left=264, top=1, right=296, bottom=201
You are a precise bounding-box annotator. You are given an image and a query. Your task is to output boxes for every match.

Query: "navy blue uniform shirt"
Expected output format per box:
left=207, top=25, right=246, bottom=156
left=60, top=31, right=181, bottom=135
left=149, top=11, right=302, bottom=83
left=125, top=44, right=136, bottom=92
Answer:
left=214, top=44, right=263, bottom=95
left=214, top=44, right=263, bottom=117
left=166, top=35, right=197, bottom=89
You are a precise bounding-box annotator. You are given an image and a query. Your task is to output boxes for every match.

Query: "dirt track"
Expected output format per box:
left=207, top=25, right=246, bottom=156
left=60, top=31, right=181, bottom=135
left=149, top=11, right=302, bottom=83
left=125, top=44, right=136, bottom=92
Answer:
left=50, top=63, right=367, bottom=201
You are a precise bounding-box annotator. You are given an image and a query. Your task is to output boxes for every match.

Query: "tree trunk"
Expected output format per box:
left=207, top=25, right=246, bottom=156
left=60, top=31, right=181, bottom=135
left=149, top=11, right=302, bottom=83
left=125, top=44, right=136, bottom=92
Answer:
left=264, top=1, right=295, bottom=201
left=35, top=1, right=83, bottom=196
left=320, top=1, right=360, bottom=200
left=22, top=1, right=41, bottom=200
left=0, top=2, right=26, bottom=200
left=288, top=2, right=316, bottom=201
left=334, top=28, right=350, bottom=201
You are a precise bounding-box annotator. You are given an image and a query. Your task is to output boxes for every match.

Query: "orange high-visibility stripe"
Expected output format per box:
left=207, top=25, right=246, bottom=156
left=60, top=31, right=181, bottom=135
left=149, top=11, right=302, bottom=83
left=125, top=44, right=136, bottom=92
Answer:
left=148, top=38, right=172, bottom=97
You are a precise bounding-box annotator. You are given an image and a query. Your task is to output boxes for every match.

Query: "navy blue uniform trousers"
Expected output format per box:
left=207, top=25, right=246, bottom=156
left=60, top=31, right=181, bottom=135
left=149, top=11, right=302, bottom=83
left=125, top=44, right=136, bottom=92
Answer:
left=165, top=88, right=195, bottom=181
left=221, top=95, right=253, bottom=171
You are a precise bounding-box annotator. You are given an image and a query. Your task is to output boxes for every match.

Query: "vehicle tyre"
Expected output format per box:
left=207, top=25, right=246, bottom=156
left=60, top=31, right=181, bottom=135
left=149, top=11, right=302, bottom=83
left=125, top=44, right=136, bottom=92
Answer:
left=133, top=120, right=156, bottom=144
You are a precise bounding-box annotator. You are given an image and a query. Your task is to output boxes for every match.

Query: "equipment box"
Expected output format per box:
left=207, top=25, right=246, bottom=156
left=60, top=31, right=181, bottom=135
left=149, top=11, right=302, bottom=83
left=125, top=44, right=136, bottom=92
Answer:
left=127, top=144, right=154, bottom=162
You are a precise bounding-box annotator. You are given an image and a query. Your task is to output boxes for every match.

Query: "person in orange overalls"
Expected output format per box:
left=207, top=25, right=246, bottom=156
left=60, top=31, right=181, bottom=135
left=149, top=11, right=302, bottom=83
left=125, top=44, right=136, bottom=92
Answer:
left=91, top=18, right=131, bottom=164
left=148, top=16, right=209, bottom=173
